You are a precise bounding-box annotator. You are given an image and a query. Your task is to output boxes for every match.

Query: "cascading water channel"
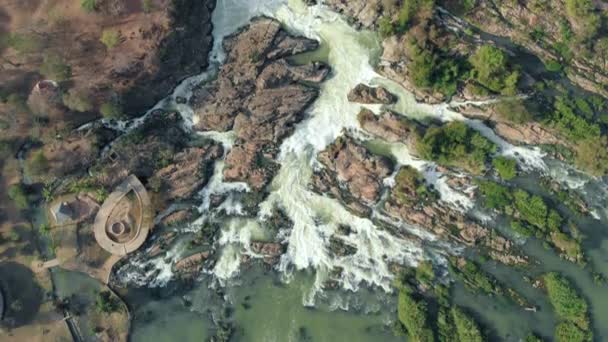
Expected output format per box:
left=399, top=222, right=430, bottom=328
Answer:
left=114, top=0, right=608, bottom=306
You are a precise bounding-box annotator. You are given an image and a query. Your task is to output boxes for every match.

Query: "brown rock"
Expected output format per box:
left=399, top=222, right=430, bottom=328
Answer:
left=154, top=144, right=223, bottom=200
left=174, top=252, right=210, bottom=277
left=191, top=17, right=328, bottom=190
left=347, top=84, right=396, bottom=104
left=312, top=135, right=393, bottom=215
left=358, top=108, right=421, bottom=145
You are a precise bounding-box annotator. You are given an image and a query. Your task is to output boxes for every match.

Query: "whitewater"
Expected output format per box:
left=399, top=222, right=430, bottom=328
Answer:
left=115, top=0, right=606, bottom=301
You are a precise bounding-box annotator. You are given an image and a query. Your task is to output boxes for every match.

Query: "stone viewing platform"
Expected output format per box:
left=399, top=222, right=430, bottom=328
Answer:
left=94, top=175, right=153, bottom=256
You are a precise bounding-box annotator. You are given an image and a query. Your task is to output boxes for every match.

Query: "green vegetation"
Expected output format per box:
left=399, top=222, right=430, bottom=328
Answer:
left=142, top=0, right=154, bottom=13
left=469, top=45, right=519, bottom=95
left=543, top=273, right=591, bottom=341
left=492, top=156, right=517, bottom=180
left=476, top=180, right=583, bottom=263
left=95, top=291, right=120, bottom=314
left=63, top=89, right=93, bottom=112
left=574, top=136, right=608, bottom=176
left=406, top=38, right=465, bottom=97
left=66, top=177, right=108, bottom=202
left=378, top=0, right=435, bottom=36
left=555, top=322, right=589, bottom=342
left=493, top=99, right=533, bottom=124
left=8, top=183, right=28, bottom=210
left=100, top=101, right=123, bottom=119
left=416, top=121, right=496, bottom=174
left=564, top=0, right=600, bottom=42
left=100, top=30, right=121, bottom=49
left=448, top=258, right=529, bottom=307
left=451, top=307, right=483, bottom=342
left=392, top=166, right=437, bottom=205
left=397, top=287, right=434, bottom=342
left=40, top=54, right=71, bottom=82
left=26, top=150, right=49, bottom=177
left=549, top=96, right=600, bottom=141
left=80, top=0, right=97, bottom=13
left=5, top=33, right=44, bottom=54
left=525, top=333, right=543, bottom=342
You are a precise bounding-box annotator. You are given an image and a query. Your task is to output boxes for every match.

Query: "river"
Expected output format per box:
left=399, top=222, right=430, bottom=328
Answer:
left=109, top=0, right=608, bottom=341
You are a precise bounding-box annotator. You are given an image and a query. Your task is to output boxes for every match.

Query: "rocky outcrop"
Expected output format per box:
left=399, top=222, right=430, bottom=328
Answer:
left=454, top=103, right=562, bottom=146
left=153, top=144, right=223, bottom=201
left=357, top=108, right=422, bottom=145
left=312, top=135, right=393, bottom=215
left=347, top=84, right=396, bottom=104
left=250, top=242, right=285, bottom=265
left=174, top=252, right=210, bottom=279
left=383, top=167, right=526, bottom=265
left=98, top=111, right=190, bottom=187
left=191, top=18, right=329, bottom=190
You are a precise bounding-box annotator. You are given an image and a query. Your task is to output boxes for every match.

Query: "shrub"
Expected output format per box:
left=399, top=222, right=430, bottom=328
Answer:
left=550, top=96, right=600, bottom=141
left=492, top=156, right=517, bottom=180
left=406, top=39, right=465, bottom=97
left=397, top=288, right=434, bottom=342
left=378, top=17, right=395, bottom=38
left=452, top=307, right=483, bottom=342
left=95, top=291, right=119, bottom=313
left=63, top=89, right=93, bottom=112
left=100, top=30, right=121, bottom=49
left=100, top=102, right=122, bottom=119
left=8, top=183, right=28, bottom=210
left=493, top=99, right=533, bottom=124
left=555, top=322, right=589, bottom=342
left=564, top=0, right=600, bottom=41
left=417, top=121, right=496, bottom=174
left=392, top=166, right=436, bottom=204
left=40, top=54, right=71, bottom=81
left=574, top=137, right=608, bottom=176
left=513, top=190, right=548, bottom=230
left=469, top=45, right=519, bottom=94
left=545, top=60, right=563, bottom=72
left=80, top=0, right=97, bottom=13
left=543, top=272, right=589, bottom=330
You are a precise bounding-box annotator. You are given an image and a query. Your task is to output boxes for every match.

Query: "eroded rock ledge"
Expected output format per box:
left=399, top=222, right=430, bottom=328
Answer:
left=313, top=131, right=527, bottom=265
left=191, top=17, right=329, bottom=190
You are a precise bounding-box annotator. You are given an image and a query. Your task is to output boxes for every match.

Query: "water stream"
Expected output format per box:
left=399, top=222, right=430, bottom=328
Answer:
left=104, top=0, right=608, bottom=340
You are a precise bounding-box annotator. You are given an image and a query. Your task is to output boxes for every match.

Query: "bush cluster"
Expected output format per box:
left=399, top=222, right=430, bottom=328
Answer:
left=416, top=121, right=496, bottom=174
left=543, top=272, right=591, bottom=342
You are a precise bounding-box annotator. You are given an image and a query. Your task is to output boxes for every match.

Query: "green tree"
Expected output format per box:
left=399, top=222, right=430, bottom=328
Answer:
left=469, top=45, right=519, bottom=94
left=142, top=0, right=154, bottom=13
left=543, top=272, right=589, bottom=330
left=40, top=54, right=71, bottom=81
left=397, top=288, right=434, bottom=342
left=100, top=30, right=121, bottom=49
left=452, top=307, right=483, bottom=342
left=492, top=156, right=517, bottom=180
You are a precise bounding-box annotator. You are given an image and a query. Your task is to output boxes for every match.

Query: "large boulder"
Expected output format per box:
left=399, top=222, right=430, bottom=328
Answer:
left=191, top=18, right=329, bottom=191
left=347, top=84, right=396, bottom=104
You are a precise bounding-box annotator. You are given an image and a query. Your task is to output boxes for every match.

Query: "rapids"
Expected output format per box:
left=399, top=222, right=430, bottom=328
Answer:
left=112, top=7, right=608, bottom=340
left=114, top=0, right=573, bottom=293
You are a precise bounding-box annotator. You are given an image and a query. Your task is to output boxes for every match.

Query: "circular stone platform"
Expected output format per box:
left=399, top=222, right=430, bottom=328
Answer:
left=93, top=175, right=153, bottom=255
